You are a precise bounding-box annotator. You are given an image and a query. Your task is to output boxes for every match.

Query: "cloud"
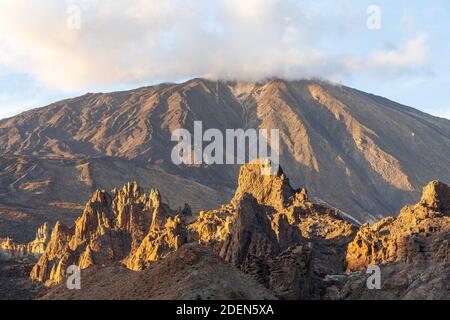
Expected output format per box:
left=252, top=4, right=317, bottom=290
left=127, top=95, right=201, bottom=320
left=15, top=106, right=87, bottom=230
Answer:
left=369, top=33, right=428, bottom=69
left=337, top=33, right=429, bottom=80
left=0, top=0, right=431, bottom=91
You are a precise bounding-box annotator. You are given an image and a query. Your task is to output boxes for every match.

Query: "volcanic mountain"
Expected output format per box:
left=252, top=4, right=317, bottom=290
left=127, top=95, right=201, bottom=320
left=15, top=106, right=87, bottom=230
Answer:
left=1, top=78, right=450, bottom=240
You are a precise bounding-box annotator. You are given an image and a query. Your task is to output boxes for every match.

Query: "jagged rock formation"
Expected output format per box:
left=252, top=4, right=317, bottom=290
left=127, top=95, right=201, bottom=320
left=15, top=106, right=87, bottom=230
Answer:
left=191, top=160, right=355, bottom=299
left=40, top=244, right=275, bottom=300
left=0, top=223, right=50, bottom=260
left=123, top=215, right=187, bottom=271
left=1, top=78, right=450, bottom=242
left=346, top=180, right=450, bottom=272
left=320, top=180, right=450, bottom=300
left=31, top=182, right=191, bottom=286
left=32, top=160, right=356, bottom=300
left=230, top=159, right=297, bottom=211
left=191, top=159, right=355, bottom=248
left=27, top=160, right=450, bottom=300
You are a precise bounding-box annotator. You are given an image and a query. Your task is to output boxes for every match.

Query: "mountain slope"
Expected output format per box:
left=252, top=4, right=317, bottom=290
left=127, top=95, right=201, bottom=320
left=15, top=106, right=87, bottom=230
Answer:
left=0, top=78, right=449, bottom=235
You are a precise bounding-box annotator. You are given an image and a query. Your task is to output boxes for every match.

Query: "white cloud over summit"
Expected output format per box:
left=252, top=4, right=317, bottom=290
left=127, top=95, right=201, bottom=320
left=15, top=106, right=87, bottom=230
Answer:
left=0, top=0, right=430, bottom=91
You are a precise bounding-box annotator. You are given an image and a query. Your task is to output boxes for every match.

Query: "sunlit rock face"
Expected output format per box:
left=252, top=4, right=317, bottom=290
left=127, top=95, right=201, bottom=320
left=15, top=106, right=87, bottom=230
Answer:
left=0, top=223, right=50, bottom=261
left=346, top=180, right=450, bottom=272
left=195, top=160, right=356, bottom=299
left=32, top=160, right=356, bottom=300
left=326, top=182, right=450, bottom=300
left=31, top=182, right=190, bottom=286
left=28, top=161, right=450, bottom=300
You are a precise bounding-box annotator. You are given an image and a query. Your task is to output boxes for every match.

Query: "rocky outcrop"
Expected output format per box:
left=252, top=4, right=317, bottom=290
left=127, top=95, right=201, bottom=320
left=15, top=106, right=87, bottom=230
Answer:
left=0, top=223, right=50, bottom=261
left=231, top=159, right=296, bottom=211
left=419, top=180, right=450, bottom=213
left=319, top=180, right=450, bottom=300
left=190, top=160, right=356, bottom=299
left=123, top=215, right=188, bottom=271
left=29, top=222, right=73, bottom=284
left=31, top=160, right=355, bottom=294
left=40, top=244, right=276, bottom=300
left=325, top=262, right=450, bottom=300
left=28, top=160, right=450, bottom=300
left=346, top=181, right=450, bottom=272
left=31, top=182, right=191, bottom=286
left=219, top=194, right=282, bottom=266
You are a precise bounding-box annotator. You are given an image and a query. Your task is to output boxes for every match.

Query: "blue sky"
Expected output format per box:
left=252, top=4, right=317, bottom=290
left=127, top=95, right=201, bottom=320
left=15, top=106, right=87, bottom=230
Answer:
left=0, top=0, right=449, bottom=120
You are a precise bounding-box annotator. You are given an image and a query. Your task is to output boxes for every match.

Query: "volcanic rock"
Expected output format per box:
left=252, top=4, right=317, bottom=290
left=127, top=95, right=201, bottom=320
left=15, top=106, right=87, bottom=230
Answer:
left=346, top=181, right=450, bottom=272
left=0, top=223, right=50, bottom=260
left=39, top=244, right=276, bottom=300
left=30, top=182, right=188, bottom=286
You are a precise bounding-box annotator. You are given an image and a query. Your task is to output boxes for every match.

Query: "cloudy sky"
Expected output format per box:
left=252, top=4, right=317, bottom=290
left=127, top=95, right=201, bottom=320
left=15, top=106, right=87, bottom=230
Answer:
left=0, top=0, right=449, bottom=120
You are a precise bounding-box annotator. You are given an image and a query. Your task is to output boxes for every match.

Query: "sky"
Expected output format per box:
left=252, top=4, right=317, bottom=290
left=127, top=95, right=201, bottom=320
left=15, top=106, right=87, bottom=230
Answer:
left=0, top=0, right=449, bottom=120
